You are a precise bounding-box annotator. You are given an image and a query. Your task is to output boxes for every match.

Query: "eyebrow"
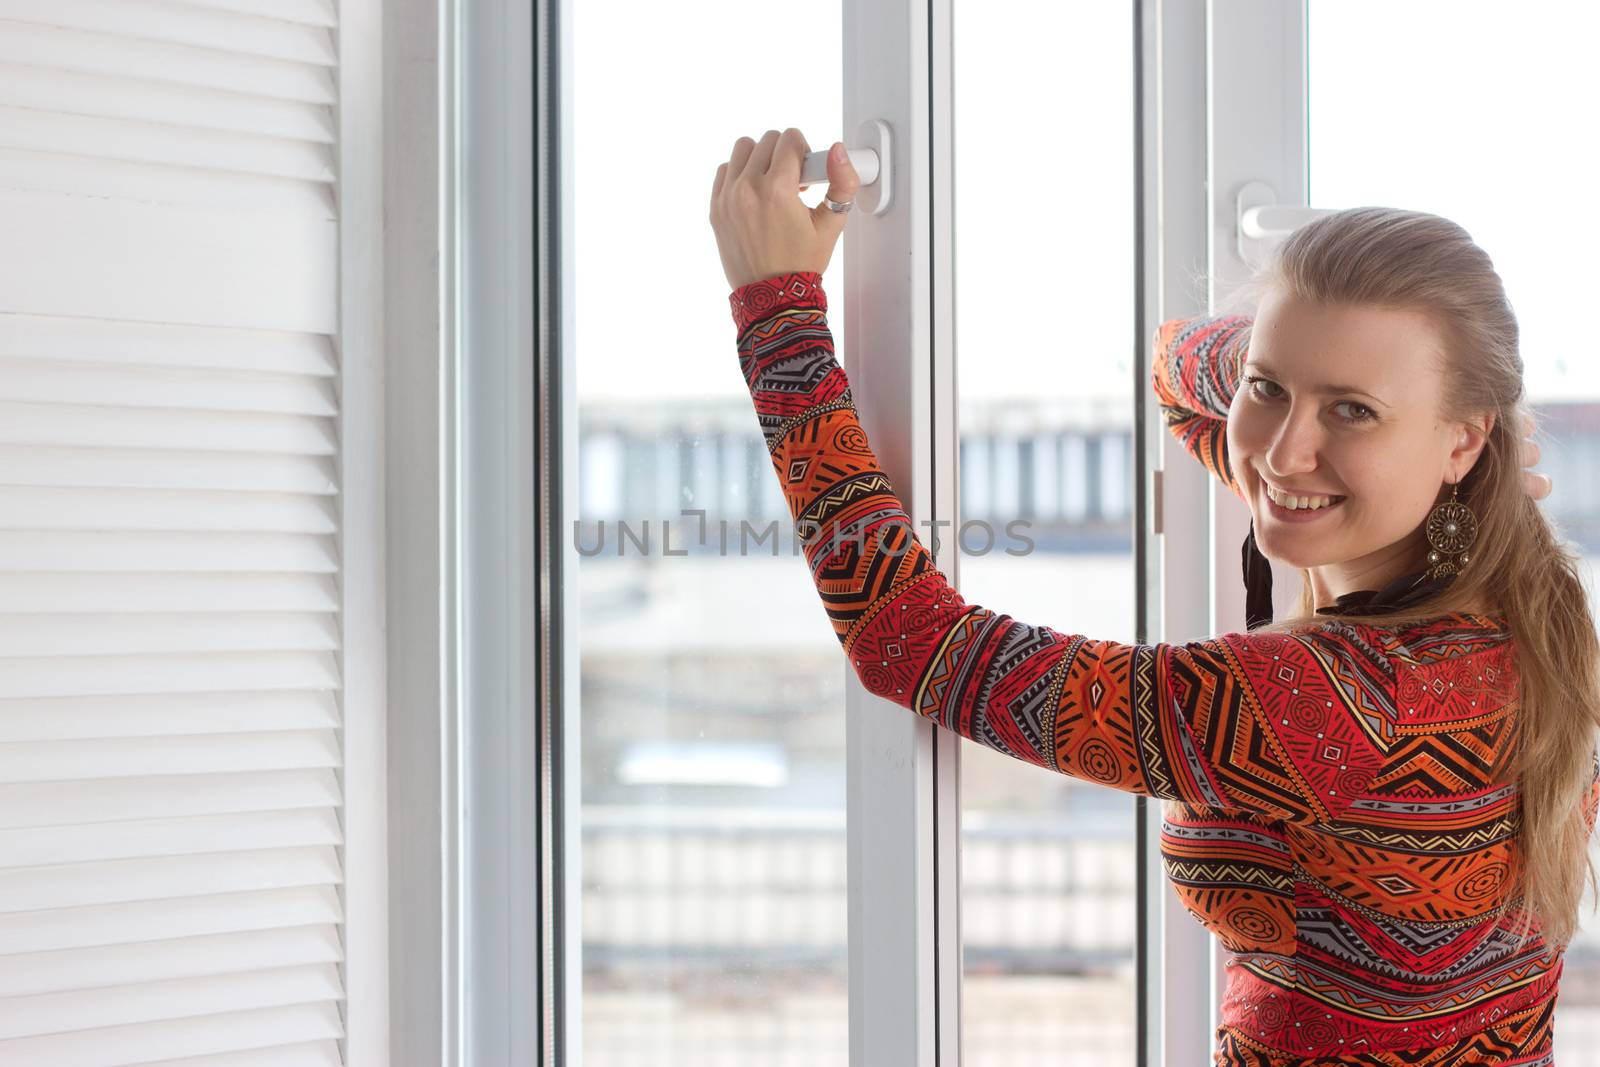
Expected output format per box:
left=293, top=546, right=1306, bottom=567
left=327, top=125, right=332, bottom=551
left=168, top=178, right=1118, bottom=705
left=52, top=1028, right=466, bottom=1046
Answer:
left=1242, top=360, right=1389, bottom=407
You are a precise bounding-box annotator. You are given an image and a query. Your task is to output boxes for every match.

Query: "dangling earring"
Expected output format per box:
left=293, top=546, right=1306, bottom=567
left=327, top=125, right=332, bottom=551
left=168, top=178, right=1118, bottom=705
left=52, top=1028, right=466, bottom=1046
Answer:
left=1425, top=482, right=1478, bottom=580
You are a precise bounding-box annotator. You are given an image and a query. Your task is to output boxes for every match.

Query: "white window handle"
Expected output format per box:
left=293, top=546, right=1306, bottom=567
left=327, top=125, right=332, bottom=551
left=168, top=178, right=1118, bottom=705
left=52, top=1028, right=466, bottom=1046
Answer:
left=1240, top=203, right=1336, bottom=240
left=801, top=147, right=880, bottom=187
left=797, top=118, right=893, bottom=216
left=1236, top=181, right=1338, bottom=263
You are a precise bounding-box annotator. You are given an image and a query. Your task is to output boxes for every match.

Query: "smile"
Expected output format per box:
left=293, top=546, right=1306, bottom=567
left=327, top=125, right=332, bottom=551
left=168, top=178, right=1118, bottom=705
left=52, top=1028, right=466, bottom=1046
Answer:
left=1262, top=481, right=1347, bottom=521
left=1263, top=482, right=1345, bottom=510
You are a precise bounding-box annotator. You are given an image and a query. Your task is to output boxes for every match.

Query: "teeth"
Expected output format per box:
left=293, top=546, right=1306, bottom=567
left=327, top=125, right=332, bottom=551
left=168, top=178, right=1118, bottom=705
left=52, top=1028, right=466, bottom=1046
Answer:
left=1265, top=483, right=1340, bottom=511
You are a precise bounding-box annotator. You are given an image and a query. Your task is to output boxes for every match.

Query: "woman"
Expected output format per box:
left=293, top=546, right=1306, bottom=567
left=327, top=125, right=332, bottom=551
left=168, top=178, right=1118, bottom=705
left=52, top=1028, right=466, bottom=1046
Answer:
left=709, top=128, right=1600, bottom=1064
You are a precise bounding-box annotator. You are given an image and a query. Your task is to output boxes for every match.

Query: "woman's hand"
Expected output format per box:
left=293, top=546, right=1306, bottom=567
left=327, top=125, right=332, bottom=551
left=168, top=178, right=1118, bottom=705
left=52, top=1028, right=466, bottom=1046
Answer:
left=710, top=128, right=861, bottom=291
left=1518, top=411, right=1551, bottom=501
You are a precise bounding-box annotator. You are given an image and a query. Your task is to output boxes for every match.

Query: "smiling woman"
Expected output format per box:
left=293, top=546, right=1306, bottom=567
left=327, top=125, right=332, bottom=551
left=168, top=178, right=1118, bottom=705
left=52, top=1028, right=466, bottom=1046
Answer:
left=1152, top=206, right=1600, bottom=1055
left=727, top=204, right=1600, bottom=1064
left=1230, top=293, right=1492, bottom=604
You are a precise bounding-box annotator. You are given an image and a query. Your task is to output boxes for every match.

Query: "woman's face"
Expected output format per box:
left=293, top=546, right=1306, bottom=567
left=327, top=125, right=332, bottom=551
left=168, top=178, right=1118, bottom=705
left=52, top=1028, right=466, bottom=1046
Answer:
left=1226, top=288, right=1488, bottom=584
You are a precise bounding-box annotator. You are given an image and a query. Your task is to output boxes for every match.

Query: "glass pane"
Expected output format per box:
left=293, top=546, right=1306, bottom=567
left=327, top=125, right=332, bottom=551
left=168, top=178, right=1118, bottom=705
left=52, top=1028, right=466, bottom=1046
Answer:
left=574, top=4, right=847, bottom=1062
left=954, top=3, right=1139, bottom=1064
left=1308, top=2, right=1600, bottom=1059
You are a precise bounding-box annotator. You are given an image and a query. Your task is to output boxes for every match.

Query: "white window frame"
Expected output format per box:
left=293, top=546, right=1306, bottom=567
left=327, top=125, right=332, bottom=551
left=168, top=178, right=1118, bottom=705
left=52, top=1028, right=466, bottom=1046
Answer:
left=1142, top=2, right=1218, bottom=1061
left=1204, top=0, right=1310, bottom=636
left=836, top=0, right=958, bottom=1061
left=383, top=0, right=465, bottom=1063
left=339, top=0, right=391, bottom=1062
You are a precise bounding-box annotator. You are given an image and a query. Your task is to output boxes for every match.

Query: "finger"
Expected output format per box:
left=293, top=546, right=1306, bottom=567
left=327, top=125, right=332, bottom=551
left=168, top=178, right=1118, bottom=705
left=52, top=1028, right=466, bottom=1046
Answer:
left=769, top=128, right=807, bottom=186
left=1520, top=435, right=1540, bottom=469
left=826, top=140, right=861, bottom=199
left=819, top=143, right=870, bottom=215
left=809, top=142, right=861, bottom=229
left=1523, top=470, right=1552, bottom=501
left=725, top=135, right=757, bottom=184
left=711, top=162, right=727, bottom=210
left=744, top=129, right=781, bottom=182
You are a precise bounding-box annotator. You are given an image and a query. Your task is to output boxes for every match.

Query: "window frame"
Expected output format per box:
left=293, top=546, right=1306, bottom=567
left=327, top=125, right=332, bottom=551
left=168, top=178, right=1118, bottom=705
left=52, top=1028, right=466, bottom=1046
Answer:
left=1141, top=2, right=1222, bottom=1061
left=382, top=0, right=466, bottom=1064
left=1203, top=0, right=1312, bottom=637
left=836, top=0, right=961, bottom=1061
left=337, top=0, right=390, bottom=1062
left=458, top=0, right=550, bottom=1065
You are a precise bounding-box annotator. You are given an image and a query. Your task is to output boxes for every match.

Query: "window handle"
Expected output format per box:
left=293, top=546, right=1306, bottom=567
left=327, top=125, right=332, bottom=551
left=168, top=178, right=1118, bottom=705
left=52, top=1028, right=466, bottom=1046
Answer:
left=1236, top=181, right=1338, bottom=263
left=798, top=118, right=893, bottom=216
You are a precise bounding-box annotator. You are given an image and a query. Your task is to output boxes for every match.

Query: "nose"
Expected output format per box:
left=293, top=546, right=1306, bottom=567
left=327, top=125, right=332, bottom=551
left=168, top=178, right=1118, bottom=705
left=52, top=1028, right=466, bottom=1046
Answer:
left=1262, top=405, right=1322, bottom=480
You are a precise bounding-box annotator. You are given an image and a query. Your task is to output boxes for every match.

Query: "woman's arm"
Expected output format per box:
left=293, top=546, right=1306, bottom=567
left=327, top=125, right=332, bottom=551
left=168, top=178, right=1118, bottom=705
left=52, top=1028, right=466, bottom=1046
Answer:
left=1149, top=315, right=1253, bottom=498
left=728, top=272, right=1481, bottom=825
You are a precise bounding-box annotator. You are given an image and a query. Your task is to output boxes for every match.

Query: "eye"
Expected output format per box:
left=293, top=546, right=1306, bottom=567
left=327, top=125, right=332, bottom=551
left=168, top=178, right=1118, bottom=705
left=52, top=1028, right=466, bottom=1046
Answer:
left=1241, top=375, right=1382, bottom=425
left=1334, top=400, right=1378, bottom=423
left=1243, top=374, right=1284, bottom=400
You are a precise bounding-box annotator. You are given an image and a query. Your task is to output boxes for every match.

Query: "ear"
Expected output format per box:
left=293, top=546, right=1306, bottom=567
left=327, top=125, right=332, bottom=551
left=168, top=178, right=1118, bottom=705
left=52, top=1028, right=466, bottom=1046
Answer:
left=1448, top=410, right=1495, bottom=482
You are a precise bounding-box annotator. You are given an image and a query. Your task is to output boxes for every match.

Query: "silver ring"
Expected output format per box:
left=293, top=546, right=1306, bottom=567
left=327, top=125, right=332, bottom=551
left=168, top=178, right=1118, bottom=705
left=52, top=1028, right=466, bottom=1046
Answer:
left=824, top=195, right=855, bottom=214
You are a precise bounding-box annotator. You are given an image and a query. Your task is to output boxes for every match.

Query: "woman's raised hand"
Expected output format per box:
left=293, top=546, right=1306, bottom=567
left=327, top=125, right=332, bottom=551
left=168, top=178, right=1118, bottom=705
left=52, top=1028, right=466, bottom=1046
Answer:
left=710, top=128, right=861, bottom=291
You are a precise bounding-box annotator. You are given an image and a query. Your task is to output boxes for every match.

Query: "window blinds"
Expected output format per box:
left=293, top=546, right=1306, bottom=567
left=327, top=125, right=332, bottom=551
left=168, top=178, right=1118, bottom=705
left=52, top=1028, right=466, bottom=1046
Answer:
left=0, top=1, right=349, bottom=1063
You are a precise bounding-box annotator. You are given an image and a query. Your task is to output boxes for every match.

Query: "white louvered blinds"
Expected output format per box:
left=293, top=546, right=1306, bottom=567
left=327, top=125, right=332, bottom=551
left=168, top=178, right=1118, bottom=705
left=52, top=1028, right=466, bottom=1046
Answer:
left=0, top=1, right=350, bottom=1063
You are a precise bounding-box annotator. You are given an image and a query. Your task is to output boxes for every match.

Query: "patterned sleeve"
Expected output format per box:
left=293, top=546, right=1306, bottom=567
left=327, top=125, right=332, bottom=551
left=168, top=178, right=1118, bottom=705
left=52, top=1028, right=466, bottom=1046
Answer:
left=730, top=272, right=1395, bottom=826
left=1149, top=314, right=1253, bottom=499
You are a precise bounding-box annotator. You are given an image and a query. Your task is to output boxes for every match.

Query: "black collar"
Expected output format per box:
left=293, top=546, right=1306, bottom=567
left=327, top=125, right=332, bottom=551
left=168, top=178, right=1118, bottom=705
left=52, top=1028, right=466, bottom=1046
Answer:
left=1314, top=567, right=1455, bottom=618
left=1242, top=520, right=1455, bottom=628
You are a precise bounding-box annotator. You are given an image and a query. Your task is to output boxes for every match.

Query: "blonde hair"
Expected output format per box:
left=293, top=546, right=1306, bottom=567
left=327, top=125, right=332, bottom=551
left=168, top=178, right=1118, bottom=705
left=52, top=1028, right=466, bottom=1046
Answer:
left=1228, top=206, right=1600, bottom=947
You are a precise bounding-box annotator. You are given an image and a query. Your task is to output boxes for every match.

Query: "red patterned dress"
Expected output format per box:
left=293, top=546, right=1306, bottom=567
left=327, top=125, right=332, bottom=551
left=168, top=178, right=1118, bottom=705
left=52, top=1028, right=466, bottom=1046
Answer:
left=729, top=270, right=1595, bottom=1065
